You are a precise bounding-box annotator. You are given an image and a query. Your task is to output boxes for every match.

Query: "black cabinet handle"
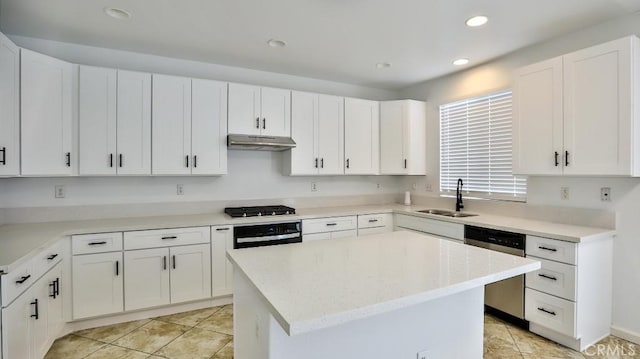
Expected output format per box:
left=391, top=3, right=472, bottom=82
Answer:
left=31, top=299, right=39, bottom=320
left=16, top=275, right=31, bottom=284
left=55, top=278, right=60, bottom=296
left=119, top=154, right=123, bottom=168
left=321, top=158, right=324, bottom=168
left=368, top=219, right=379, bottom=223
left=88, top=241, right=107, bottom=246
left=263, top=118, right=266, bottom=129
left=109, top=153, right=114, bottom=168
left=47, top=254, right=59, bottom=261
left=326, top=223, right=337, bottom=226
left=538, top=246, right=557, bottom=252
left=172, top=255, right=176, bottom=269
left=49, top=281, right=57, bottom=298
left=538, top=273, right=558, bottom=281
left=0, top=146, right=6, bottom=165
left=315, top=158, right=318, bottom=168
left=193, top=155, right=197, bottom=168
left=346, top=159, right=350, bottom=169
left=554, top=151, right=559, bottom=167
left=185, top=155, right=189, bottom=168
left=537, top=307, right=556, bottom=316
left=162, top=236, right=177, bottom=240
left=115, top=261, right=119, bottom=276
left=216, top=228, right=230, bottom=231
left=404, top=159, right=407, bottom=169
left=163, top=256, right=167, bottom=270
left=65, top=152, right=71, bottom=167
left=256, top=117, right=260, bottom=129
left=565, top=150, right=569, bottom=166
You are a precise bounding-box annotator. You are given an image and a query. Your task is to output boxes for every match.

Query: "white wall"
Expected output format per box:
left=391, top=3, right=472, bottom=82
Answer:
left=401, top=12, right=640, bottom=341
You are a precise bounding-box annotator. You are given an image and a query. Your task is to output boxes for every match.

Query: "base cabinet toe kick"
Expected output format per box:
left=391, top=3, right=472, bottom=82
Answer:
left=524, top=234, right=613, bottom=351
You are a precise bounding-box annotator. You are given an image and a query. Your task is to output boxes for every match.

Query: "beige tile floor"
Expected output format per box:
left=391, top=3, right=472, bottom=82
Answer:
left=46, top=305, right=637, bottom=359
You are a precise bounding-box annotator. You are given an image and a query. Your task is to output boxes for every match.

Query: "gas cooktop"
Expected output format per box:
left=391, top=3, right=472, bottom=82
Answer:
left=224, top=205, right=296, bottom=218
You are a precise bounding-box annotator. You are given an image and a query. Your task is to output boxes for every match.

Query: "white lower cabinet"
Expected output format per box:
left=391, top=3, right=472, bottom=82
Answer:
left=525, top=235, right=613, bottom=351
left=124, top=244, right=212, bottom=311
left=169, top=244, right=212, bottom=304
left=211, top=226, right=234, bottom=297
left=393, top=214, right=464, bottom=242
left=2, top=261, right=64, bottom=359
left=302, top=216, right=358, bottom=241
left=357, top=213, right=393, bottom=236
left=72, top=251, right=123, bottom=319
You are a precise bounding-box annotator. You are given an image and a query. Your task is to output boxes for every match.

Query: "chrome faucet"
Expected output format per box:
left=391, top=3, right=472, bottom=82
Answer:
left=456, top=178, right=464, bottom=212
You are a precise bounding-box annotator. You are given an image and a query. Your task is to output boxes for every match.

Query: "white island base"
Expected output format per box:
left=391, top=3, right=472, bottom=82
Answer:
left=234, top=269, right=485, bottom=359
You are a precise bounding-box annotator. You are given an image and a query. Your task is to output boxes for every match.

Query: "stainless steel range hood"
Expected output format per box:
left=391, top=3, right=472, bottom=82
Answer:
left=227, top=134, right=296, bottom=151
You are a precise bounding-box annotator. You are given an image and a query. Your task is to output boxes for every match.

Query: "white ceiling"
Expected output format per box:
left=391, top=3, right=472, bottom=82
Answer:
left=1, top=0, right=640, bottom=89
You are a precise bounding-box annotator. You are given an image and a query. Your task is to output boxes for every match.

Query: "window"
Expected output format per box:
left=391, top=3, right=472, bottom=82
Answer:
left=440, top=90, right=526, bottom=201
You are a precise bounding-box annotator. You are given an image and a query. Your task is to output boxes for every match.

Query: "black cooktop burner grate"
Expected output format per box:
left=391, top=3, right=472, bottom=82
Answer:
left=224, top=205, right=296, bottom=218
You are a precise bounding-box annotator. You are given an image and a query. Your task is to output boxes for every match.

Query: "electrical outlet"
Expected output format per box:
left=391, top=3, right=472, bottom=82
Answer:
left=311, top=182, right=318, bottom=192
left=376, top=183, right=381, bottom=190
left=601, top=187, right=611, bottom=201
left=426, top=183, right=433, bottom=192
left=560, top=187, right=569, bottom=200
left=412, top=183, right=418, bottom=190
left=417, top=350, right=428, bottom=359
left=176, top=184, right=184, bottom=195
left=54, top=185, right=65, bottom=199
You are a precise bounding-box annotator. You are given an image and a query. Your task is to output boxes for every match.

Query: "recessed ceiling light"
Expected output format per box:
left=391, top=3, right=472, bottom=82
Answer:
left=376, top=62, right=392, bottom=69
left=267, top=39, right=287, bottom=48
left=104, top=7, right=131, bottom=20
left=465, top=15, right=488, bottom=27
left=453, top=58, right=469, bottom=66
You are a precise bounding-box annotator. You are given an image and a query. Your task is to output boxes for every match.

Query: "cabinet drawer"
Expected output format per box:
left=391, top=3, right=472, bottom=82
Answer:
left=358, top=226, right=392, bottom=237
left=357, top=213, right=392, bottom=229
left=526, top=236, right=577, bottom=265
left=394, top=214, right=464, bottom=241
left=32, top=239, right=66, bottom=280
left=525, top=288, right=576, bottom=337
left=303, top=232, right=331, bottom=242
left=526, top=257, right=577, bottom=301
left=73, top=232, right=123, bottom=255
left=1, top=259, right=34, bottom=307
left=302, top=216, right=357, bottom=234
left=124, top=227, right=210, bottom=250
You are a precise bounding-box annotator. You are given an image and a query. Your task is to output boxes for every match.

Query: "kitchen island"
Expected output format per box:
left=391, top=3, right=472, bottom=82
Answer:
left=227, top=231, right=540, bottom=359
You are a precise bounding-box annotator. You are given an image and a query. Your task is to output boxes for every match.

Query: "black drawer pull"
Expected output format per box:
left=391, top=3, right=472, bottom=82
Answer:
left=88, top=241, right=107, bottom=246
left=256, top=117, right=260, bottom=129
left=31, top=299, right=39, bottom=320
left=162, top=236, right=177, bottom=240
left=109, top=153, right=114, bottom=168
left=315, top=158, right=318, bottom=168
left=216, top=228, right=230, bottom=231
left=554, top=151, right=559, bottom=167
left=538, top=246, right=557, bottom=252
left=0, top=146, right=6, bottom=165
left=16, top=275, right=31, bottom=284
left=326, top=223, right=337, bottom=226
left=565, top=150, right=569, bottom=167
left=163, top=256, right=167, bottom=270
left=193, top=155, right=197, bottom=168
left=538, top=273, right=558, bottom=281
left=537, top=307, right=556, bottom=316
left=115, top=261, right=119, bottom=276
left=119, top=154, right=123, bottom=168
left=172, top=255, right=176, bottom=269
left=321, top=158, right=324, bottom=168
left=263, top=118, right=266, bottom=129
left=346, top=158, right=350, bottom=169
left=66, top=152, right=71, bottom=167
left=47, top=253, right=59, bottom=260
left=55, top=278, right=60, bottom=296
left=49, top=281, right=57, bottom=298
left=368, top=219, right=379, bottom=223
left=185, top=155, right=189, bottom=168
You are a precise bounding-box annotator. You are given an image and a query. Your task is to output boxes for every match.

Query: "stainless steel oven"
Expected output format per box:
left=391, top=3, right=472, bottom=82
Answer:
left=464, top=225, right=527, bottom=326
left=233, top=221, right=302, bottom=249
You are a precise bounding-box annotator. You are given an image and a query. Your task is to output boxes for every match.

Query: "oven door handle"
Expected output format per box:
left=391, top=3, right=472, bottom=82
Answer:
left=236, top=233, right=301, bottom=244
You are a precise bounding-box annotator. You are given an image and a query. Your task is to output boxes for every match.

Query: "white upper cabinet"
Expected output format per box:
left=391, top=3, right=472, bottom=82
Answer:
left=152, top=74, right=192, bottom=175
left=116, top=70, right=152, bottom=175
left=191, top=79, right=228, bottom=175
left=0, top=32, right=20, bottom=177
left=79, top=66, right=118, bottom=175
left=513, top=36, right=640, bottom=176
left=21, top=49, right=76, bottom=176
left=380, top=100, right=427, bottom=175
left=287, top=91, right=344, bottom=175
left=344, top=98, right=379, bottom=175
left=228, top=83, right=291, bottom=137
left=513, top=57, right=563, bottom=175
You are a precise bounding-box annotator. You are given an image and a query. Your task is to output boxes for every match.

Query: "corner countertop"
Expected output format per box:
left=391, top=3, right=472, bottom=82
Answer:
left=227, top=231, right=541, bottom=335
left=0, top=203, right=615, bottom=274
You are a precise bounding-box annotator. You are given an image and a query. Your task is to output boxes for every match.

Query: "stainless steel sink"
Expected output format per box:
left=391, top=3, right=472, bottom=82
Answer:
left=417, top=209, right=478, bottom=218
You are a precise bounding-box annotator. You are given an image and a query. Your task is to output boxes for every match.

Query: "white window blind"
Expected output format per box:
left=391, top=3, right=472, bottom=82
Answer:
left=440, top=90, right=527, bottom=201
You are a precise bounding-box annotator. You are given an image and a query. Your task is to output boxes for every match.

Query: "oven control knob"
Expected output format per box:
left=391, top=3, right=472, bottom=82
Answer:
left=242, top=213, right=247, bottom=217
left=272, top=212, right=276, bottom=215
left=286, top=211, right=290, bottom=214
left=258, top=212, right=262, bottom=216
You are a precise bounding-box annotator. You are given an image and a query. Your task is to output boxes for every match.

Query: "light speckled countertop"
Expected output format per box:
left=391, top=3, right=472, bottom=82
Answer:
left=0, top=203, right=615, bottom=274
left=227, top=231, right=541, bottom=335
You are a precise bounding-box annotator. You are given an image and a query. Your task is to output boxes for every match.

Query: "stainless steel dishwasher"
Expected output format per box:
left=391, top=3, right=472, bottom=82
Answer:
left=464, top=225, right=528, bottom=327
